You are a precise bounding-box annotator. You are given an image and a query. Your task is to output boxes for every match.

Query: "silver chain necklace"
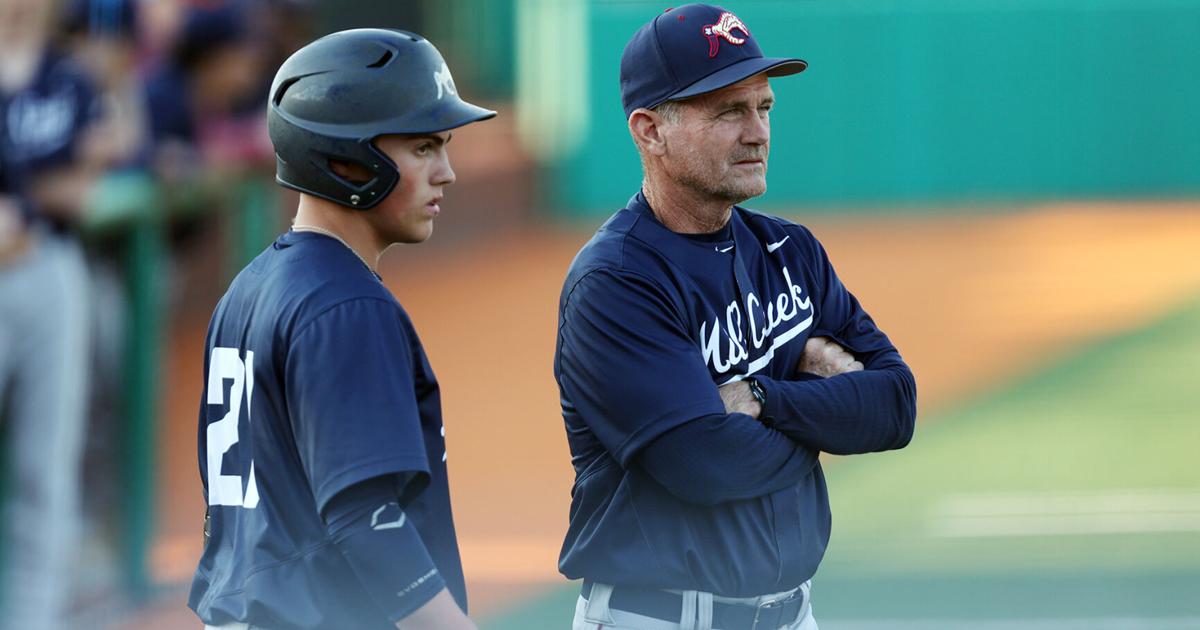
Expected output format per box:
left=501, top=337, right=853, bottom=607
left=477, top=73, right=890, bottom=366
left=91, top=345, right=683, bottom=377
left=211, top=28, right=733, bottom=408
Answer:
left=291, top=223, right=375, bottom=272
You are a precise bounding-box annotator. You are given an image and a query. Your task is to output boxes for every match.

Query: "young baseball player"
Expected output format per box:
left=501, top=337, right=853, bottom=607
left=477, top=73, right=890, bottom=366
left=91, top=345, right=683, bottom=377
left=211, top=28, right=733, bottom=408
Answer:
left=555, top=4, right=917, bottom=629
left=189, top=29, right=493, bottom=630
left=0, top=0, right=105, bottom=626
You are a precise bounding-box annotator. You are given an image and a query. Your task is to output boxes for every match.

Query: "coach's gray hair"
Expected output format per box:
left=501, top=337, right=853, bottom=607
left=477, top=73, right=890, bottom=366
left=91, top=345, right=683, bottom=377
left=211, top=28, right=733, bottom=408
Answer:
left=652, top=100, right=683, bottom=123
left=633, top=100, right=684, bottom=164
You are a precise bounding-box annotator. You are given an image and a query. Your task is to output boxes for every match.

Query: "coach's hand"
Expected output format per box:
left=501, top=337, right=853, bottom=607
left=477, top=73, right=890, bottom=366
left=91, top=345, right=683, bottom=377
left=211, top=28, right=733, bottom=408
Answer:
left=798, top=336, right=864, bottom=378
left=719, top=381, right=762, bottom=418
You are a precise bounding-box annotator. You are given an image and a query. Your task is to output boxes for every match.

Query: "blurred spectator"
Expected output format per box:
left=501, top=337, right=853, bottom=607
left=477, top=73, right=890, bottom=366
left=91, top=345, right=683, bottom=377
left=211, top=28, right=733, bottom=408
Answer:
left=143, top=1, right=271, bottom=180
left=61, top=0, right=149, bottom=170
left=59, top=0, right=150, bottom=600
left=249, top=0, right=317, bottom=86
left=0, top=0, right=110, bottom=627
left=138, top=0, right=186, bottom=67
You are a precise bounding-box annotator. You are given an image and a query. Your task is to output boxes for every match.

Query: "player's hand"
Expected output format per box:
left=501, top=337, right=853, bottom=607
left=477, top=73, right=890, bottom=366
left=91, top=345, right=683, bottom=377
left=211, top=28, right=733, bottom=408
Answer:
left=0, top=196, right=28, bottom=262
left=719, top=381, right=762, bottom=418
left=395, top=589, right=477, bottom=630
left=797, top=336, right=863, bottom=378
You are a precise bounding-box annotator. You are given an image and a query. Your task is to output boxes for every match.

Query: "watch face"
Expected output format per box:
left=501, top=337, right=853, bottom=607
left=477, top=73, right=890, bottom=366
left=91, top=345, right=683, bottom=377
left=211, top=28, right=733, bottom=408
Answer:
left=748, top=379, right=767, bottom=405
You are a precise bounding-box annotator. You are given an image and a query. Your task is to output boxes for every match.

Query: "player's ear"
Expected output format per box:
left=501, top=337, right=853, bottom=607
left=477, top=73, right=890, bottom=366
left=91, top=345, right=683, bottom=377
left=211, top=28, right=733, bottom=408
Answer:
left=329, top=158, right=374, bottom=185
left=629, top=108, right=668, bottom=157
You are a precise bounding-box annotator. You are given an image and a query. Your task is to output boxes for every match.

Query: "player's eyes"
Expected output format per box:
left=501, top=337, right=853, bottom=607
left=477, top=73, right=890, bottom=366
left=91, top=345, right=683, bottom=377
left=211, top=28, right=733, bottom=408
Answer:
left=415, top=144, right=432, bottom=155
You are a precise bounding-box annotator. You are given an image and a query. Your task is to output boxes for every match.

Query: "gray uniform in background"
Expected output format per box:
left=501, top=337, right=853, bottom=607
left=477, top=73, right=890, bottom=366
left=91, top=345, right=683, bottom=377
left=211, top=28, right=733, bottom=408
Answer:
left=0, top=230, right=90, bottom=630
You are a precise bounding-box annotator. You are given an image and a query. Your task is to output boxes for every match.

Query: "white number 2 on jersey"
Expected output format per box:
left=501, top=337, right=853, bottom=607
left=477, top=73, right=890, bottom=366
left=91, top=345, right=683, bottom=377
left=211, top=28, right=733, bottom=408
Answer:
left=206, top=347, right=260, bottom=508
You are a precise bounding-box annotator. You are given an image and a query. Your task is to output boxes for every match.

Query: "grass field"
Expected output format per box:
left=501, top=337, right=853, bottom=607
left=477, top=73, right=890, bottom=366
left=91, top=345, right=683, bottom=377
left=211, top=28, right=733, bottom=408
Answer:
left=481, top=295, right=1200, bottom=629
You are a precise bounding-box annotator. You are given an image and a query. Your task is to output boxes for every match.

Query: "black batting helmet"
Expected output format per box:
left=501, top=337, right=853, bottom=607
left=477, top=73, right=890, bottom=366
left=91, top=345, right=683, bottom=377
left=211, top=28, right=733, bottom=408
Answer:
left=267, top=28, right=496, bottom=209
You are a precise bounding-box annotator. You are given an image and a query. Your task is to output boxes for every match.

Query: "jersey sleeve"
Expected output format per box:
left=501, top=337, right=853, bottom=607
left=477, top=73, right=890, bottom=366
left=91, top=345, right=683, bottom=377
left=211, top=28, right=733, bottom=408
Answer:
left=322, top=476, right=447, bottom=623
left=556, top=268, right=727, bottom=466
left=285, top=298, right=431, bottom=513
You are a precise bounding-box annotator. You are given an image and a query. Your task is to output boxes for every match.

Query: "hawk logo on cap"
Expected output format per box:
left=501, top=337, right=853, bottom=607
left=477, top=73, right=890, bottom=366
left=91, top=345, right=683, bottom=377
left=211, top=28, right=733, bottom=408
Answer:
left=703, top=11, right=750, bottom=58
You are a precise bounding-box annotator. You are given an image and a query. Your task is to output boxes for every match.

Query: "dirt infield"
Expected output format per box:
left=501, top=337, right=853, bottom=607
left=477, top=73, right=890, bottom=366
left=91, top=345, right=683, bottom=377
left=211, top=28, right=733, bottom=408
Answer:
left=143, top=201, right=1200, bottom=625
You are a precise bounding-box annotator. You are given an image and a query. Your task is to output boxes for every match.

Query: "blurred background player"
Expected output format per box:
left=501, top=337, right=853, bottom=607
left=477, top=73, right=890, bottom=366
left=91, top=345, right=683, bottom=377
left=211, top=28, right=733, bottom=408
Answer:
left=0, top=0, right=112, bottom=627
left=190, top=28, right=494, bottom=629
left=59, top=0, right=150, bottom=585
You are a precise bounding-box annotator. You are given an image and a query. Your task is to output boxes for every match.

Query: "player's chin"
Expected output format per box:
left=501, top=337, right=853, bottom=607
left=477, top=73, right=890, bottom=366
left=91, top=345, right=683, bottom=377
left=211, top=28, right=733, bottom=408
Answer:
left=396, top=221, right=435, bottom=244
left=412, top=223, right=435, bottom=243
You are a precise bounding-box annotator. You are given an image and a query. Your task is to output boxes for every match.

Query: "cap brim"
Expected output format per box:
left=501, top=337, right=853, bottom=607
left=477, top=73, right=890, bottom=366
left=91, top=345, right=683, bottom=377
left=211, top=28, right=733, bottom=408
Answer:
left=665, top=57, right=807, bottom=104
left=427, top=99, right=497, bottom=133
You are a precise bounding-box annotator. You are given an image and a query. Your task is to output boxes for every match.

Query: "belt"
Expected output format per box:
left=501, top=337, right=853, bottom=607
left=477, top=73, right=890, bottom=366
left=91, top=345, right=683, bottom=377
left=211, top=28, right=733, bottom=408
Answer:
left=582, top=580, right=805, bottom=630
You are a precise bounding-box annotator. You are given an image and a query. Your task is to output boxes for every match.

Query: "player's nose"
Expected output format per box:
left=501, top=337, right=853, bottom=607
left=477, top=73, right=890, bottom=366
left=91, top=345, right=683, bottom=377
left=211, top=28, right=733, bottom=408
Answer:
left=433, top=152, right=456, bottom=186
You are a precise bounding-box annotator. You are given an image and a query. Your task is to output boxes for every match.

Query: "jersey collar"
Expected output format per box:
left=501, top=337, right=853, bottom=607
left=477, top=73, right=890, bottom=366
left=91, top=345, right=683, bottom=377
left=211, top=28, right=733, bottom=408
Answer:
left=622, top=190, right=751, bottom=272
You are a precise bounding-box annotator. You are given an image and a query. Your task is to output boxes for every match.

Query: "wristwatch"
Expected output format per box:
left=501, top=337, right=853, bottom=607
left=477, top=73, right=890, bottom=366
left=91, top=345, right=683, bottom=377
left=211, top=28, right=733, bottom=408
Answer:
left=746, top=377, right=767, bottom=406
left=746, top=377, right=773, bottom=427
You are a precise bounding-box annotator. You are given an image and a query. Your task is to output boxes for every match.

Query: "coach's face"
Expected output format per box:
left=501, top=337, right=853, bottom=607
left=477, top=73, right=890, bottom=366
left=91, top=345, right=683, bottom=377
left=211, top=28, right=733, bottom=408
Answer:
left=662, top=74, right=773, bottom=204
left=368, top=132, right=456, bottom=244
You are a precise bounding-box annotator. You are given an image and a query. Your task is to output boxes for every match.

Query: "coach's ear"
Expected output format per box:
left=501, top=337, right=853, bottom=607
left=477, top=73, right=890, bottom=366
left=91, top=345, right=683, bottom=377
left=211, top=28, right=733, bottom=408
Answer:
left=629, top=108, right=669, bottom=157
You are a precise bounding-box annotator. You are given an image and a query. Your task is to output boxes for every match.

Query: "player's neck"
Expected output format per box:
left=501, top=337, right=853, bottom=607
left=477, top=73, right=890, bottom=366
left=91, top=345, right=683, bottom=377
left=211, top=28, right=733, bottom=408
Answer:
left=641, top=178, right=732, bottom=235
left=293, top=196, right=383, bottom=272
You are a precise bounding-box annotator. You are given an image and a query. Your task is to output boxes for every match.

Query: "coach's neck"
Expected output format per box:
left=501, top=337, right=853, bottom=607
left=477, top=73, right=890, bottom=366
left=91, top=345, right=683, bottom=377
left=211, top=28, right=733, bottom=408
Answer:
left=631, top=105, right=737, bottom=234
left=641, top=169, right=735, bottom=236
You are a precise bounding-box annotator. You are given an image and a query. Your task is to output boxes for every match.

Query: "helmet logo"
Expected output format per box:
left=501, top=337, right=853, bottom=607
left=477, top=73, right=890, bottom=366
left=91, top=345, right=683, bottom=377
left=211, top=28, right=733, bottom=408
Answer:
left=434, top=62, right=457, bottom=100
left=703, top=12, right=750, bottom=58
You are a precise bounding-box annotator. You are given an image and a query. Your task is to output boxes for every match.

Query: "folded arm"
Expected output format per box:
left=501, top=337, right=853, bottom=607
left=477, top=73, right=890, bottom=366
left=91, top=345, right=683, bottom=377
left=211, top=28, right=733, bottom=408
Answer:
left=743, top=229, right=918, bottom=455
left=753, top=340, right=916, bottom=455
left=557, top=268, right=819, bottom=506
left=637, top=411, right=819, bottom=506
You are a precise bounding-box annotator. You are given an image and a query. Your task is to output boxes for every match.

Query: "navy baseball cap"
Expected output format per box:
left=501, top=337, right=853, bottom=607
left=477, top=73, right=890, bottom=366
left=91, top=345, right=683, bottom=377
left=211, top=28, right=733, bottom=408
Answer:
left=620, top=4, right=807, bottom=119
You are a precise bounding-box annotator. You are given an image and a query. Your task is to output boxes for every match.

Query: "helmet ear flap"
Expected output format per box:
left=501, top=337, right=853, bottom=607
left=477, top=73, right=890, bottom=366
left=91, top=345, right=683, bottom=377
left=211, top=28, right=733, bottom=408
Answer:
left=273, top=129, right=398, bottom=209
left=326, top=157, right=376, bottom=188
left=321, top=160, right=377, bottom=208
left=317, top=144, right=400, bottom=209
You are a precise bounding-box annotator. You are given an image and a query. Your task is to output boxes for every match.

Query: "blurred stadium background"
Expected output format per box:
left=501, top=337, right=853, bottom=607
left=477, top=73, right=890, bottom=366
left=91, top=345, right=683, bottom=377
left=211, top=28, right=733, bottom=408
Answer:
left=0, top=0, right=1197, bottom=628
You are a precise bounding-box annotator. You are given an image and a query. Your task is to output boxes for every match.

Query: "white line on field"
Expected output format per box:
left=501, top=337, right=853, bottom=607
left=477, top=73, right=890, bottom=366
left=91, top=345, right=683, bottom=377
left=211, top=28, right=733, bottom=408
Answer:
left=823, top=617, right=1200, bottom=630
left=935, top=491, right=1200, bottom=517
left=927, top=489, right=1200, bottom=537
left=931, top=512, right=1200, bottom=538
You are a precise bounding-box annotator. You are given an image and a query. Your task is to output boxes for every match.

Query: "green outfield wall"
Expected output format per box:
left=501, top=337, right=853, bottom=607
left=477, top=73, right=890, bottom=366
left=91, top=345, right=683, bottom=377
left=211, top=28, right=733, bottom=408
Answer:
left=515, top=0, right=1200, bottom=216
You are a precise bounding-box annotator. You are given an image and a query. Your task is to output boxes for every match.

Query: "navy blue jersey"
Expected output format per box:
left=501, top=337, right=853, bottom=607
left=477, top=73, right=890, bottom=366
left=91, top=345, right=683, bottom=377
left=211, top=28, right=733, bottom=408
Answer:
left=0, top=49, right=99, bottom=225
left=555, top=192, right=915, bottom=596
left=189, top=231, right=466, bottom=629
